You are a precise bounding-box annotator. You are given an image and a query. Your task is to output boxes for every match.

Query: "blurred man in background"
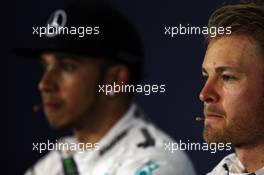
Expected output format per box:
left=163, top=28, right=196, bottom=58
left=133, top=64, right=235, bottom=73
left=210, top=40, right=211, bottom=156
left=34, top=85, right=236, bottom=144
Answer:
left=18, top=1, right=196, bottom=175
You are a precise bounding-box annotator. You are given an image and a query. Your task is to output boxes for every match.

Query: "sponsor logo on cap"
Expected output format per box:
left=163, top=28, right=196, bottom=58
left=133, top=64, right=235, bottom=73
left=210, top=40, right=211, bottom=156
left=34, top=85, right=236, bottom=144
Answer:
left=46, top=9, right=67, bottom=37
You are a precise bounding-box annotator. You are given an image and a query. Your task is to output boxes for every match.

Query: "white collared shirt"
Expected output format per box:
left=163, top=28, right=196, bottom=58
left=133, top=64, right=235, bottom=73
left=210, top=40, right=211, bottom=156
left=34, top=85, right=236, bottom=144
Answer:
left=207, top=153, right=264, bottom=175
left=25, top=103, right=196, bottom=175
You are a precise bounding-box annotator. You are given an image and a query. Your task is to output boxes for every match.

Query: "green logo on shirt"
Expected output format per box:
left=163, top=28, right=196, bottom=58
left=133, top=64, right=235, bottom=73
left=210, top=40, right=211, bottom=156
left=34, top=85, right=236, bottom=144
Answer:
left=135, top=161, right=160, bottom=175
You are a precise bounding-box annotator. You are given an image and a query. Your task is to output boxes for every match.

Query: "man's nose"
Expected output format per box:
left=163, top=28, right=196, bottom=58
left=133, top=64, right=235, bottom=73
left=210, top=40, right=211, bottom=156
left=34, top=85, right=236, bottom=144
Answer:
left=199, top=79, right=219, bottom=104
left=38, top=69, right=58, bottom=93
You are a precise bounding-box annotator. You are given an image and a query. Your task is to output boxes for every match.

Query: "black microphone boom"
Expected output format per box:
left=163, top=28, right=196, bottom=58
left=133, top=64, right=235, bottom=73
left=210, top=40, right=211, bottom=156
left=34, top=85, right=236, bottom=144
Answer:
left=33, top=104, right=42, bottom=112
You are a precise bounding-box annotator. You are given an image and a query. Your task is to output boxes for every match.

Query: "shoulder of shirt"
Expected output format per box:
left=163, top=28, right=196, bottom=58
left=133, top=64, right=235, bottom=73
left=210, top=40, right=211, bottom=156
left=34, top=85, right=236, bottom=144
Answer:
left=24, top=147, right=62, bottom=175
left=207, top=153, right=236, bottom=175
left=96, top=117, right=196, bottom=175
left=24, top=136, right=77, bottom=175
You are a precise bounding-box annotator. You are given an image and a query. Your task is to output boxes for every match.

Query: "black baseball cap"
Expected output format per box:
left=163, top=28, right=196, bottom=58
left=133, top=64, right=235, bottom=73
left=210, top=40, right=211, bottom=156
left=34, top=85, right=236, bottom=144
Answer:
left=15, top=1, right=144, bottom=65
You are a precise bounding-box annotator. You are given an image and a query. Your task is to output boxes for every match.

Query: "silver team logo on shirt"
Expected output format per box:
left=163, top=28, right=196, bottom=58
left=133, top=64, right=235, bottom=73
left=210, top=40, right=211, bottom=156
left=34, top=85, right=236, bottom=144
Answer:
left=45, top=9, right=67, bottom=37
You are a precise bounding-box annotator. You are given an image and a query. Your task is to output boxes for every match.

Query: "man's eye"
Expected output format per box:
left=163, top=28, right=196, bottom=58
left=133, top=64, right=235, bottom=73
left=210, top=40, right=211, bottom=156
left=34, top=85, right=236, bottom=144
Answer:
left=40, top=61, right=49, bottom=72
left=221, top=74, right=237, bottom=81
left=201, top=75, right=208, bottom=83
left=60, top=62, right=76, bottom=71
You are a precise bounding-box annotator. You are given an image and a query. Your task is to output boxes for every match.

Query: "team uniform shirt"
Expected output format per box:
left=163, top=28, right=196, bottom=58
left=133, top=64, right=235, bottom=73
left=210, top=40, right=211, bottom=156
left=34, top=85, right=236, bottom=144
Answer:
left=25, top=103, right=196, bottom=175
left=207, top=153, right=264, bottom=175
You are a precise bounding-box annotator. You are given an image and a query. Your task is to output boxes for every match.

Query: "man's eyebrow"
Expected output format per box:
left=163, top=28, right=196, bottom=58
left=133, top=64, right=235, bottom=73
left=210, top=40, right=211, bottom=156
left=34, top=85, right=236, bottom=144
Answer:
left=54, top=53, right=73, bottom=60
left=201, top=66, right=244, bottom=74
left=215, top=66, right=244, bottom=73
left=54, top=53, right=84, bottom=61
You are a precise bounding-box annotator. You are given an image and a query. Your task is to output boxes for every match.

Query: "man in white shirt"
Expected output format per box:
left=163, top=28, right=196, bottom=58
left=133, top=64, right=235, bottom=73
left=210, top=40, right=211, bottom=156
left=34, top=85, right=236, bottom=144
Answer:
left=18, top=1, right=196, bottom=175
left=199, top=1, right=264, bottom=174
left=25, top=102, right=195, bottom=175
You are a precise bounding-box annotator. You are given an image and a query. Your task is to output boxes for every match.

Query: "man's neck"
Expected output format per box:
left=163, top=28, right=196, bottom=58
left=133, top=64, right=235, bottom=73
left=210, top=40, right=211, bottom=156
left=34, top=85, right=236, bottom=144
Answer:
left=236, top=142, right=264, bottom=173
left=73, top=100, right=130, bottom=146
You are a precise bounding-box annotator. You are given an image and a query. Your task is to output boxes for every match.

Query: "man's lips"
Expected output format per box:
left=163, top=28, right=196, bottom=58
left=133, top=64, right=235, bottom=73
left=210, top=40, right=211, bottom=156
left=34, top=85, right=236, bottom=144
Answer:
left=206, top=114, right=224, bottom=118
left=205, top=113, right=225, bottom=122
left=43, top=102, right=62, bottom=112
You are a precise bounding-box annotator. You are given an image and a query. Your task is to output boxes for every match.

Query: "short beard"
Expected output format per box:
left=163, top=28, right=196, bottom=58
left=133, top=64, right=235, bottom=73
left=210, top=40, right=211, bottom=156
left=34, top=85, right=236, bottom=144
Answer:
left=203, top=124, right=231, bottom=144
left=203, top=98, right=264, bottom=147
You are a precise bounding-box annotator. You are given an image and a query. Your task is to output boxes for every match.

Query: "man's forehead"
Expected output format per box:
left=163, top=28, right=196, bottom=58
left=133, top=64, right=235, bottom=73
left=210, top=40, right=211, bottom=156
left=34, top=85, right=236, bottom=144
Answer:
left=203, top=35, right=261, bottom=69
left=202, top=66, right=244, bottom=74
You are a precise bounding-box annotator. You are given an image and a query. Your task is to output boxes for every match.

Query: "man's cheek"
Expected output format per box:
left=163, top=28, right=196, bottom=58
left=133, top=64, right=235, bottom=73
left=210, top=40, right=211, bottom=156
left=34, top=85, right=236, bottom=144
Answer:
left=225, top=88, right=250, bottom=104
left=63, top=84, right=84, bottom=101
left=224, top=92, right=251, bottom=119
left=65, top=88, right=92, bottom=111
left=222, top=95, right=241, bottom=118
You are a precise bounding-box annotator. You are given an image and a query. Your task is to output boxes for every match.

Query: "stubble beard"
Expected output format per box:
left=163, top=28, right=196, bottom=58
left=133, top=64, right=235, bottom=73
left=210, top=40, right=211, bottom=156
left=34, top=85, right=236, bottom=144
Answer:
left=203, top=97, right=264, bottom=147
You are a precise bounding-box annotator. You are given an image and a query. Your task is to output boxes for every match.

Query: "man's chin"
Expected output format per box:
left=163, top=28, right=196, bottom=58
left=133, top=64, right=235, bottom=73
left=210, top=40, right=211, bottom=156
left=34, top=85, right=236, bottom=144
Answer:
left=203, top=126, right=230, bottom=144
left=49, top=121, right=74, bottom=131
left=46, top=115, right=74, bottom=131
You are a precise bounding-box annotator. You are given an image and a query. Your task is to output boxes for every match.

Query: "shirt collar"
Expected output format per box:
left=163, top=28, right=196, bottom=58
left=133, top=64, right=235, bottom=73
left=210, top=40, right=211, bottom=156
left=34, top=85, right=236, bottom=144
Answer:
left=58, top=103, right=138, bottom=157
left=223, top=153, right=264, bottom=175
left=97, top=102, right=138, bottom=149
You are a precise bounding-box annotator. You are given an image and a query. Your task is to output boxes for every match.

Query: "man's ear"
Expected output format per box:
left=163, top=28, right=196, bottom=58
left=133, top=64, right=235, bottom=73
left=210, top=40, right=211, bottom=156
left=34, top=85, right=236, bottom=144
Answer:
left=105, top=64, right=130, bottom=85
